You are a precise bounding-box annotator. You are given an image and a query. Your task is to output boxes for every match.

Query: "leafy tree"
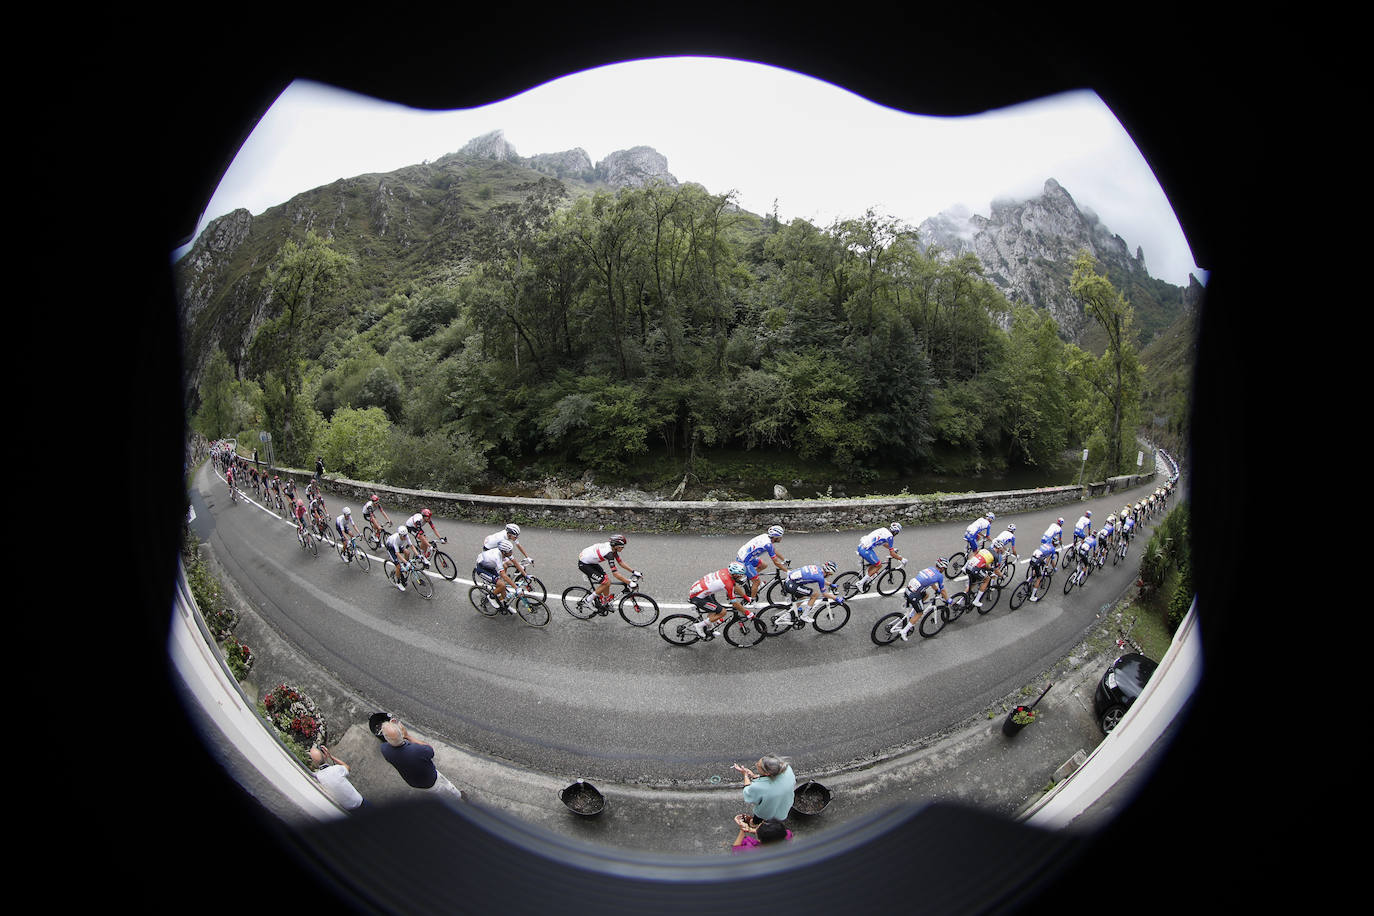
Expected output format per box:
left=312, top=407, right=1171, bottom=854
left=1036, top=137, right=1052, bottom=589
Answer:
left=193, top=348, right=236, bottom=439
left=1067, top=252, right=1141, bottom=475
left=319, top=407, right=392, bottom=482
left=249, top=231, right=353, bottom=462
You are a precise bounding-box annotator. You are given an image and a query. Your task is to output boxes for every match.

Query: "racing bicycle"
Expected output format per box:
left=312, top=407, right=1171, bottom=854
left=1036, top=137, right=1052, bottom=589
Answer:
left=832, top=556, right=908, bottom=599
left=383, top=557, right=434, bottom=599
left=871, top=592, right=967, bottom=645
left=337, top=532, right=371, bottom=572
left=561, top=572, right=659, bottom=627
left=468, top=578, right=551, bottom=627
left=1008, top=563, right=1054, bottom=610
left=658, top=604, right=766, bottom=648
left=759, top=592, right=850, bottom=636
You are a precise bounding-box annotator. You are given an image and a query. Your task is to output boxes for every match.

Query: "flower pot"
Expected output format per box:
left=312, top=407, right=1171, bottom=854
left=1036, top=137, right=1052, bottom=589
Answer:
left=1002, top=706, right=1034, bottom=736
left=790, top=780, right=832, bottom=816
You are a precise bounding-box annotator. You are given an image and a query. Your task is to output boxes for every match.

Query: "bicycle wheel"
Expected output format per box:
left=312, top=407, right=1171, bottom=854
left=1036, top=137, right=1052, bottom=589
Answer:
left=945, top=593, right=968, bottom=622
left=1063, top=568, right=1079, bottom=594
left=659, top=614, right=701, bottom=647
left=871, top=611, right=906, bottom=646
left=1061, top=546, right=1076, bottom=569
left=618, top=592, right=660, bottom=627
left=306, top=532, right=318, bottom=557
left=760, top=604, right=798, bottom=637
left=469, top=586, right=500, bottom=616
left=976, top=584, right=1000, bottom=614
left=876, top=566, right=906, bottom=596
left=411, top=571, right=434, bottom=599
left=723, top=615, right=766, bottom=648
left=364, top=525, right=381, bottom=551
left=337, top=538, right=351, bottom=563
left=433, top=551, right=458, bottom=581
left=514, top=596, right=551, bottom=628
left=831, top=571, right=862, bottom=600
left=561, top=586, right=597, bottom=620
left=946, top=551, right=967, bottom=576
left=1009, top=581, right=1031, bottom=611
left=520, top=575, right=547, bottom=604
left=996, top=560, right=1017, bottom=589
left=811, top=600, right=850, bottom=634
left=354, top=545, right=371, bottom=573
left=918, top=603, right=947, bottom=638
left=762, top=577, right=787, bottom=605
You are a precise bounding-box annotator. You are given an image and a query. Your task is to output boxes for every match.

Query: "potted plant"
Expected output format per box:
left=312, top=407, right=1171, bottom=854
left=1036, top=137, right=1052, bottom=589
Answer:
left=1002, top=682, right=1053, bottom=736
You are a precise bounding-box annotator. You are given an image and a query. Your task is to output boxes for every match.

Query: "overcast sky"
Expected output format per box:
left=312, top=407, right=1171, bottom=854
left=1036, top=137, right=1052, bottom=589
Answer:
left=175, top=57, right=1205, bottom=286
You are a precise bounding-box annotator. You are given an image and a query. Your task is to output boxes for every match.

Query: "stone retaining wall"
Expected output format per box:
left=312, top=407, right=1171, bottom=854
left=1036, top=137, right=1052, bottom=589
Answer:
left=245, top=455, right=1159, bottom=534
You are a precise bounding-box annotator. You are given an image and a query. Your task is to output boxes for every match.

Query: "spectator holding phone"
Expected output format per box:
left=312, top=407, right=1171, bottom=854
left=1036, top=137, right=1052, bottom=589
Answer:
left=732, top=753, right=797, bottom=823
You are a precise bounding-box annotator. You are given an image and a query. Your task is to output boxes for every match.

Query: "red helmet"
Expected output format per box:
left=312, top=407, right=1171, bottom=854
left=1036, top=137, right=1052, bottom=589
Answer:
left=370, top=494, right=379, bottom=502
left=422, top=508, right=432, bottom=519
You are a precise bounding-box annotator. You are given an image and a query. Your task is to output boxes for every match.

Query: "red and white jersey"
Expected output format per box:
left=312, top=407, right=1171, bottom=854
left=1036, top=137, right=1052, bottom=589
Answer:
left=689, top=569, right=742, bottom=600
left=580, top=542, right=619, bottom=566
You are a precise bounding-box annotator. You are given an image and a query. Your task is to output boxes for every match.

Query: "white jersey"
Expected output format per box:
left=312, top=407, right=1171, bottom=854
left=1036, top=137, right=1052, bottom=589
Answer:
left=966, top=518, right=991, bottom=538
left=859, top=528, right=894, bottom=550
left=386, top=529, right=413, bottom=554
left=1042, top=522, right=1063, bottom=543
left=475, top=547, right=505, bottom=569
left=1074, top=515, right=1092, bottom=534
left=406, top=513, right=427, bottom=531
left=580, top=542, right=618, bottom=565
left=991, top=529, right=1016, bottom=549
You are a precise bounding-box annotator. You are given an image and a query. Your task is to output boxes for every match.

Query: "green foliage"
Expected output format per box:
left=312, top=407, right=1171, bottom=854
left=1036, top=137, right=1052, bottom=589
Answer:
left=319, top=407, right=392, bottom=481
left=385, top=427, right=488, bottom=492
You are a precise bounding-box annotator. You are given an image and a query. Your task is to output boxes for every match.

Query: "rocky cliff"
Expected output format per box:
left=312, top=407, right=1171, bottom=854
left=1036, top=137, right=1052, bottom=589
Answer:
left=917, top=178, right=1166, bottom=341
left=459, top=129, right=675, bottom=189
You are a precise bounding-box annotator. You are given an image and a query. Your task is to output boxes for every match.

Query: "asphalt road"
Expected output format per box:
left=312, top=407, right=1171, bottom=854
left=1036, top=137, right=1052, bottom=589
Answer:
left=191, top=462, right=1157, bottom=785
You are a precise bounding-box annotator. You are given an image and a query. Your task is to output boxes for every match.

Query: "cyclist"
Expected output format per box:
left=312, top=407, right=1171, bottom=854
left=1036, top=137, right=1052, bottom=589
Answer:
left=1121, top=508, right=1137, bottom=542
left=777, top=560, right=844, bottom=626
left=1072, top=510, right=1093, bottom=551
left=990, top=523, right=1017, bottom=577
left=334, top=507, right=361, bottom=555
left=890, top=558, right=950, bottom=640
left=484, top=523, right=532, bottom=566
left=1026, top=542, right=1056, bottom=601
left=687, top=562, right=753, bottom=640
left=960, top=547, right=998, bottom=609
left=1041, top=517, right=1065, bottom=565
left=1072, top=530, right=1098, bottom=582
left=1099, top=515, right=1117, bottom=554
left=308, top=487, right=329, bottom=533
left=291, top=496, right=310, bottom=542
left=578, top=534, right=638, bottom=611
left=282, top=477, right=297, bottom=507
left=248, top=465, right=260, bottom=495
left=854, top=522, right=905, bottom=591
left=964, top=513, right=995, bottom=554
left=361, top=494, right=392, bottom=539
left=473, top=539, right=521, bottom=607
left=405, top=508, right=442, bottom=567
left=384, top=525, right=419, bottom=592
left=267, top=474, right=282, bottom=506
left=225, top=462, right=237, bottom=499
left=736, top=526, right=788, bottom=600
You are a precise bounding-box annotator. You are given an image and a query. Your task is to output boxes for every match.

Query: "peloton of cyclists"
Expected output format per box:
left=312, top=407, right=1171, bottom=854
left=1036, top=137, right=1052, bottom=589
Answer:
left=578, top=534, right=638, bottom=612
left=736, top=526, right=789, bottom=600
left=687, top=562, right=753, bottom=640
left=776, top=560, right=845, bottom=626
left=890, top=558, right=950, bottom=640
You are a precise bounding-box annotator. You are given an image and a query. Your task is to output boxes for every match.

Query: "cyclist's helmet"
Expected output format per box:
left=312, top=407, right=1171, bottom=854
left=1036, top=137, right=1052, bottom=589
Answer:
left=422, top=508, right=432, bottom=519
left=822, top=560, right=838, bottom=575
left=986, top=512, right=995, bottom=521
left=727, top=561, right=747, bottom=580
left=1085, top=510, right=1092, bottom=518
left=1007, top=523, right=1015, bottom=532
left=1057, top=517, right=1065, bottom=526
left=936, top=557, right=948, bottom=570
left=609, top=534, right=628, bottom=548
left=890, top=522, right=902, bottom=534
left=343, top=507, right=351, bottom=516
left=767, top=525, right=784, bottom=539
left=497, top=539, right=514, bottom=555
left=506, top=523, right=521, bottom=538
left=370, top=494, right=379, bottom=503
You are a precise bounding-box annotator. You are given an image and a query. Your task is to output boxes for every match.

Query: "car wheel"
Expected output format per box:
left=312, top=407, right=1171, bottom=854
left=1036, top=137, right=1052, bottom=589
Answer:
left=1099, top=703, right=1127, bottom=733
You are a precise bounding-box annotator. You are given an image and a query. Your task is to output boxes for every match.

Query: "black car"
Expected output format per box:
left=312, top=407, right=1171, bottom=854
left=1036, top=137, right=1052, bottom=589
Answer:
left=1093, top=652, right=1158, bottom=733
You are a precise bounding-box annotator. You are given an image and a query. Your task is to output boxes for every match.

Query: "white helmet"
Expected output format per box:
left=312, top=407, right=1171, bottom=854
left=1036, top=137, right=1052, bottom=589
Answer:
left=890, top=522, right=902, bottom=534
left=986, top=512, right=996, bottom=521
left=343, top=507, right=351, bottom=516
left=497, top=539, right=514, bottom=555
left=767, top=525, right=784, bottom=539
left=506, top=523, right=521, bottom=538
left=1006, top=523, right=1015, bottom=532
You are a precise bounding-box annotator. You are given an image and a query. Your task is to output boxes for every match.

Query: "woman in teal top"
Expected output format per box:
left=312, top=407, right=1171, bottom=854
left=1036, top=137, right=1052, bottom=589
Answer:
left=733, top=754, right=797, bottom=821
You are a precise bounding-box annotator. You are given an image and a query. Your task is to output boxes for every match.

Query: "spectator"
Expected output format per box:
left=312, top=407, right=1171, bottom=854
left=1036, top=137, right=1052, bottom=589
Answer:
left=732, top=754, right=796, bottom=822
left=731, top=814, right=793, bottom=852
left=309, top=745, right=364, bottom=811
left=314, top=456, right=325, bottom=480
left=378, top=718, right=464, bottom=801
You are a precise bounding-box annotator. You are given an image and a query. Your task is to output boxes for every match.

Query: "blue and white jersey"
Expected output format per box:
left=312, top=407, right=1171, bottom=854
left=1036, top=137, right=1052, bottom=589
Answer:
left=966, top=517, right=992, bottom=540
left=736, top=533, right=778, bottom=564
left=859, top=528, right=895, bottom=551
left=1031, top=544, right=1056, bottom=565
left=1078, top=534, right=1098, bottom=555
left=1041, top=522, right=1063, bottom=546
left=991, top=529, right=1016, bottom=551
left=1074, top=515, right=1093, bottom=537
left=787, top=564, right=829, bottom=586
left=1100, top=522, right=1115, bottom=539
left=909, top=566, right=945, bottom=591
left=1123, top=516, right=1136, bottom=532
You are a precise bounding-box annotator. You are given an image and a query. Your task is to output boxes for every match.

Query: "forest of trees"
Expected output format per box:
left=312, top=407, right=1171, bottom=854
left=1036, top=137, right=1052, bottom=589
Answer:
left=191, top=178, right=1151, bottom=496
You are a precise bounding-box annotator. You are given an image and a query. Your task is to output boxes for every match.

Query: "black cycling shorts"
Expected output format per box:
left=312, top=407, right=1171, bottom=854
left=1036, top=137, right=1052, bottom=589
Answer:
left=690, top=595, right=725, bottom=616
left=578, top=561, right=607, bottom=585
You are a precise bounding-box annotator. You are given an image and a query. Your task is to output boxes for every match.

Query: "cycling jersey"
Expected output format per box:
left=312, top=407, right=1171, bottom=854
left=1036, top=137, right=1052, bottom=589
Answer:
left=964, top=549, right=995, bottom=572
left=1074, top=516, right=1092, bottom=537
left=386, top=529, right=413, bottom=557
left=991, top=529, right=1016, bottom=551
left=483, top=530, right=519, bottom=550
left=689, top=569, right=743, bottom=601
left=787, top=564, right=829, bottom=586
left=1123, top=517, right=1136, bottom=532
left=406, top=513, right=427, bottom=532
left=1041, top=523, right=1062, bottom=546
left=1100, top=523, right=1115, bottom=540
left=735, top=534, right=778, bottom=577
left=293, top=501, right=307, bottom=524
left=335, top=513, right=353, bottom=535
left=1077, top=535, right=1098, bottom=556
left=579, top=542, right=621, bottom=568
left=474, top=547, right=504, bottom=572
left=1031, top=544, right=1056, bottom=566
left=906, top=566, right=945, bottom=593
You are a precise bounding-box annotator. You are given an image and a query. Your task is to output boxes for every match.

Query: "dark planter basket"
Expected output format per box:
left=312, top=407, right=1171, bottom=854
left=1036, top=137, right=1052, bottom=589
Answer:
left=560, top=779, right=605, bottom=816
left=1002, top=706, right=1035, bottom=736
left=790, top=780, right=832, bottom=816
